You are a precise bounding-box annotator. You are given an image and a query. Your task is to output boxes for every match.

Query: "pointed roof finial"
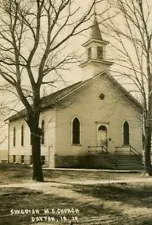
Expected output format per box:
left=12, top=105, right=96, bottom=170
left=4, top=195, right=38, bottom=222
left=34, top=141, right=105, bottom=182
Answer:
left=90, top=6, right=102, bottom=41
left=94, top=1, right=97, bottom=16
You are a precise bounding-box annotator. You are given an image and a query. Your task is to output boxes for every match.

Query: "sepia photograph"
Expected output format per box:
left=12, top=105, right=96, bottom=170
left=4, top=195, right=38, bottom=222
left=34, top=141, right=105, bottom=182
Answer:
left=0, top=0, right=152, bottom=224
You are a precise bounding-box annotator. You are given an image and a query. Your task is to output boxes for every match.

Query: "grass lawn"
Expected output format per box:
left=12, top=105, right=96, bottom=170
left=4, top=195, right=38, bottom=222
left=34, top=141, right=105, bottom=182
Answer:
left=0, top=164, right=152, bottom=225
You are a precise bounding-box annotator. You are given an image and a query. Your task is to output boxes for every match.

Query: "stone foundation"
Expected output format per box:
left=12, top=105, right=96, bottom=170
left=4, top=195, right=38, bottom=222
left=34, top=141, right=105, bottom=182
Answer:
left=9, top=154, right=49, bottom=167
left=55, top=155, right=90, bottom=168
left=55, top=154, right=116, bottom=169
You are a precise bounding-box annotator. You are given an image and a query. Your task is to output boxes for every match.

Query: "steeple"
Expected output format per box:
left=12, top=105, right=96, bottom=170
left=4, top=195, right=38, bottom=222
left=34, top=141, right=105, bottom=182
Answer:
left=80, top=13, right=113, bottom=81
left=90, top=14, right=102, bottom=41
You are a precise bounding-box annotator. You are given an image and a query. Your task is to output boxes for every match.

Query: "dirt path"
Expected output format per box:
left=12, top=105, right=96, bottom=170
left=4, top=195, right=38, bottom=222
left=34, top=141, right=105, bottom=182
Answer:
left=0, top=176, right=152, bottom=189
left=1, top=177, right=152, bottom=225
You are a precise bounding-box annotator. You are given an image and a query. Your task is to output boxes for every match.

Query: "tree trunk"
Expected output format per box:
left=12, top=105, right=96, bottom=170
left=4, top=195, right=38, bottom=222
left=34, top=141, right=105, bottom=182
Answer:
left=31, top=123, right=44, bottom=182
left=144, top=125, right=152, bottom=175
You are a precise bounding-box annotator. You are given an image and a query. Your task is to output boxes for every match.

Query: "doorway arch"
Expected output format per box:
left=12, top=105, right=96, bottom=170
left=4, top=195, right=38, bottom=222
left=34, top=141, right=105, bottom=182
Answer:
left=97, top=125, right=108, bottom=148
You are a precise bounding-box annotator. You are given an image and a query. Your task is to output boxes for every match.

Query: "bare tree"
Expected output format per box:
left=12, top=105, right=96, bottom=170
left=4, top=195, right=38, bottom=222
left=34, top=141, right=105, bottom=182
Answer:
left=0, top=0, right=97, bottom=181
left=101, top=0, right=152, bottom=174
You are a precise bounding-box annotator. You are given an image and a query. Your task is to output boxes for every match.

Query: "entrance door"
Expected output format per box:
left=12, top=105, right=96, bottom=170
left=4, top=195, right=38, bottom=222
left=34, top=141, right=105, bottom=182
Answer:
left=97, top=125, right=108, bottom=150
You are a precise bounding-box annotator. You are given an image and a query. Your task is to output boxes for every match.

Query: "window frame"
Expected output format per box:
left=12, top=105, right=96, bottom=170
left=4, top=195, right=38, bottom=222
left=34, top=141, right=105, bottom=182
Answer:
left=21, top=125, right=24, bottom=146
left=88, top=47, right=92, bottom=60
left=97, top=46, right=103, bottom=60
left=123, top=121, right=130, bottom=145
left=13, top=127, right=16, bottom=147
left=71, top=117, right=81, bottom=145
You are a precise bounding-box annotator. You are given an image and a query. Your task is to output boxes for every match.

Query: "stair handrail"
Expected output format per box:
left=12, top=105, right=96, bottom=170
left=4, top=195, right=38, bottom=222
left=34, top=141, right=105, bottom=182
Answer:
left=102, top=145, right=108, bottom=153
left=115, top=145, right=142, bottom=157
left=129, top=145, right=142, bottom=157
left=88, top=145, right=108, bottom=154
left=88, top=146, right=117, bottom=168
left=115, top=146, right=120, bottom=152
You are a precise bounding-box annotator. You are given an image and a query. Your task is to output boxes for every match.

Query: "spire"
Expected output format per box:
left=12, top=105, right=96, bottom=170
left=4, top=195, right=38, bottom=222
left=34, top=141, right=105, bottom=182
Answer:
left=90, top=13, right=102, bottom=41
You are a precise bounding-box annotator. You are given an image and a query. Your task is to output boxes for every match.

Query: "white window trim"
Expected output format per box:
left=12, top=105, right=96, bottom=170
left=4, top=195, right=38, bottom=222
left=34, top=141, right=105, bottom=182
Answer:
left=71, top=117, right=82, bottom=146
left=122, top=120, right=130, bottom=146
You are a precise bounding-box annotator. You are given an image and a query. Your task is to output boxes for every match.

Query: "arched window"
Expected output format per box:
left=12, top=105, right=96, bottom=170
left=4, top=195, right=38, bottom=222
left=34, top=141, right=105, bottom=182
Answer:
left=13, top=127, right=16, bottom=147
left=97, top=46, right=103, bottom=59
left=21, top=125, right=24, bottom=146
left=72, top=117, right=80, bottom=145
left=123, top=121, right=130, bottom=145
left=41, top=120, right=45, bottom=144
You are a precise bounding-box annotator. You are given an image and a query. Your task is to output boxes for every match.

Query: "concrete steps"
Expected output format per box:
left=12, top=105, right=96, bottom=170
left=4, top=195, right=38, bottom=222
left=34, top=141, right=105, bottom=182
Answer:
left=103, top=154, right=143, bottom=170
left=115, top=155, right=143, bottom=170
left=86, top=153, right=143, bottom=170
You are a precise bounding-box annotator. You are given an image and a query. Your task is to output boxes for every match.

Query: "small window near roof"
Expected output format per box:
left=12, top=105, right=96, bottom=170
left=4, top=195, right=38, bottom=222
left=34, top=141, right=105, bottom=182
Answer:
left=99, top=93, right=105, bottom=100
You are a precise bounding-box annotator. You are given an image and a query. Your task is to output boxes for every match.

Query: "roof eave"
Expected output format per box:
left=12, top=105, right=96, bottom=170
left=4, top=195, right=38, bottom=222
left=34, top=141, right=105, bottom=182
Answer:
left=82, top=39, right=109, bottom=47
left=80, top=59, right=114, bottom=68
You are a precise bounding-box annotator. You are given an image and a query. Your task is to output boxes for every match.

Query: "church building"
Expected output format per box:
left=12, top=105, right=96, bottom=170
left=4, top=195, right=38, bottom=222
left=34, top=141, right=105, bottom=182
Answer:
left=7, top=16, right=143, bottom=169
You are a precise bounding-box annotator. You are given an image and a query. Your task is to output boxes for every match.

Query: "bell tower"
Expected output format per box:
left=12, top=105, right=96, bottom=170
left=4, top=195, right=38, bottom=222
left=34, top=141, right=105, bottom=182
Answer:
left=80, top=14, right=113, bottom=81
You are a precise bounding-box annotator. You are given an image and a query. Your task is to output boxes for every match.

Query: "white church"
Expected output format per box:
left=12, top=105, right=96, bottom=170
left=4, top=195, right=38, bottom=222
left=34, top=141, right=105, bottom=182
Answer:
left=7, top=16, right=143, bottom=169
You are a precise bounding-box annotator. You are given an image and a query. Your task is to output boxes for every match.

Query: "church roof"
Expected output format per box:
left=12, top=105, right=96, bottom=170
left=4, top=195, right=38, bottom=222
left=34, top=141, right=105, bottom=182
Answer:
left=7, top=79, right=90, bottom=122
left=7, top=72, right=142, bottom=122
left=90, top=15, right=102, bottom=41
left=41, top=80, right=89, bottom=109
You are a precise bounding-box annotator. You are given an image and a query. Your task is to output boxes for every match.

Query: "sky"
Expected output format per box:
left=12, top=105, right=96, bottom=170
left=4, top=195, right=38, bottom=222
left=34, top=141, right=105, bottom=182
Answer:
left=0, top=0, right=151, bottom=150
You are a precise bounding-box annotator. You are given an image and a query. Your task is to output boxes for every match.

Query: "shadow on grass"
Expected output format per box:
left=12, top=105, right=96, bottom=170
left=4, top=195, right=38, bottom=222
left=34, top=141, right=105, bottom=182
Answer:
left=0, top=186, right=114, bottom=225
left=0, top=185, right=151, bottom=225
left=72, top=183, right=152, bottom=208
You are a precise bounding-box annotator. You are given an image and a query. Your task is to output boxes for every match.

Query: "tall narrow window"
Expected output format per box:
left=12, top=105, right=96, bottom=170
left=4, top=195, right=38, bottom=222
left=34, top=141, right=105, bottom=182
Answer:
left=97, top=46, right=103, bottom=59
left=72, top=117, right=80, bottom=145
left=30, top=132, right=32, bottom=145
left=21, top=125, right=24, bottom=146
left=41, top=156, right=45, bottom=165
left=88, top=47, right=92, bottom=60
left=13, top=127, right=16, bottom=147
left=41, top=120, right=45, bottom=144
left=123, top=121, right=130, bottom=145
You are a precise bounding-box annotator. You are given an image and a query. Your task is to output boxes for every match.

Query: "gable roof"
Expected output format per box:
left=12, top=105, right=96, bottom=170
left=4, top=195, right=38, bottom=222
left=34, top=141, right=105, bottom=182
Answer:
left=7, top=79, right=90, bottom=122
left=7, top=72, right=142, bottom=122
left=103, top=72, right=142, bottom=111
